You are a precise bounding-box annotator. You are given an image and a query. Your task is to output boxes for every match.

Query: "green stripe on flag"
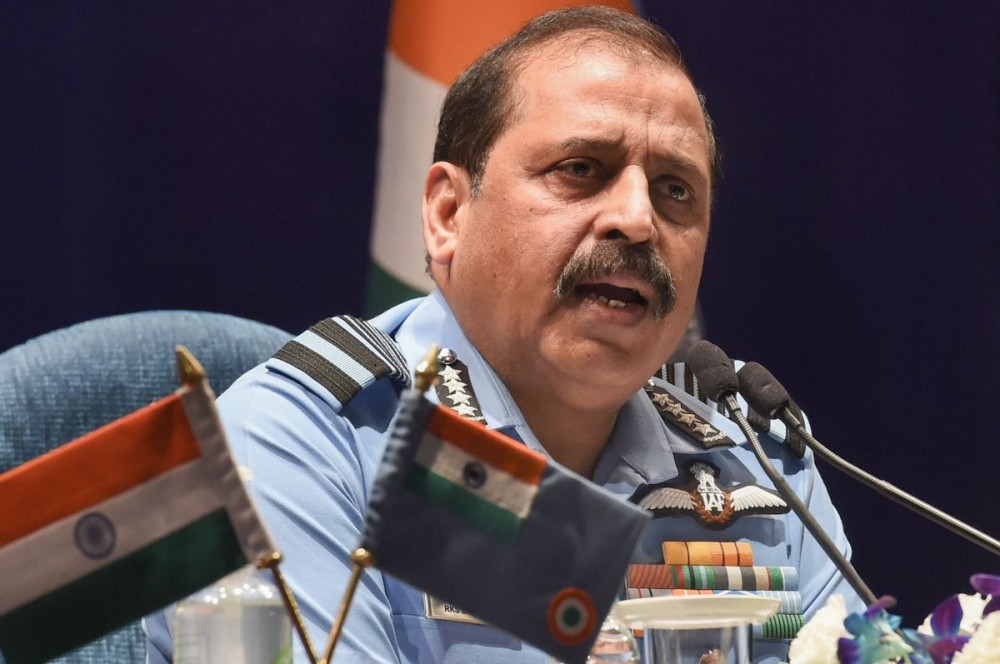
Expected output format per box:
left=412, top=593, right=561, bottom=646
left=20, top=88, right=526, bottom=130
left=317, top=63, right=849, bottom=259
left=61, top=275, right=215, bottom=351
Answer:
left=0, top=509, right=245, bottom=664
left=405, top=465, right=522, bottom=543
left=365, top=261, right=425, bottom=317
left=415, top=433, right=539, bottom=518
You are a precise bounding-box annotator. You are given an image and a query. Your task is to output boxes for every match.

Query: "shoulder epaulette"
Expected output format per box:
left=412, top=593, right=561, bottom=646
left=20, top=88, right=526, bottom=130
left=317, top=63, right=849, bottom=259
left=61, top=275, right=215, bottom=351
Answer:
left=645, top=380, right=735, bottom=450
left=271, top=315, right=410, bottom=408
left=654, top=361, right=807, bottom=458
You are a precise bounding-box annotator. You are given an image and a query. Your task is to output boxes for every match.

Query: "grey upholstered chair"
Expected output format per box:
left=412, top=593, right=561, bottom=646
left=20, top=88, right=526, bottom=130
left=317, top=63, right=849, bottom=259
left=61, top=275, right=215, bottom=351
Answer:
left=0, top=310, right=292, bottom=663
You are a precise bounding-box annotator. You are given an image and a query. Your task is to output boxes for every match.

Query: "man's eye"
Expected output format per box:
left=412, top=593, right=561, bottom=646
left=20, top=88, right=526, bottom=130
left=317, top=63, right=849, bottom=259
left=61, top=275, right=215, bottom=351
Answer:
left=653, top=180, right=692, bottom=203
left=558, top=160, right=598, bottom=178
left=666, top=183, right=689, bottom=201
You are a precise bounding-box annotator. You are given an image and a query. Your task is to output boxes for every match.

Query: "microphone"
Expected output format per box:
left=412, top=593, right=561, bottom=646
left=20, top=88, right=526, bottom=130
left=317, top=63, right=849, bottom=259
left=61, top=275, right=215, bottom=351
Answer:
left=686, top=341, right=877, bottom=605
left=737, top=361, right=1000, bottom=560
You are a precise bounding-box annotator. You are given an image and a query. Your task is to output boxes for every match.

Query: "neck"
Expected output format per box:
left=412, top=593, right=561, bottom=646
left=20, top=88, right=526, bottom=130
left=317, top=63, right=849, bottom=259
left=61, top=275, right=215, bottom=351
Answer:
left=509, top=383, right=622, bottom=478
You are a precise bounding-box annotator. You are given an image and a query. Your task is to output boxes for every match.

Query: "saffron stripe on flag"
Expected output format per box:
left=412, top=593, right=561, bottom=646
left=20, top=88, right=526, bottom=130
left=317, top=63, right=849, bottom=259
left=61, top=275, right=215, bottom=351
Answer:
left=387, top=0, right=635, bottom=86
left=0, top=459, right=222, bottom=614
left=0, top=394, right=201, bottom=546
left=0, top=509, right=245, bottom=664
left=425, top=406, right=546, bottom=484
left=415, top=433, right=539, bottom=518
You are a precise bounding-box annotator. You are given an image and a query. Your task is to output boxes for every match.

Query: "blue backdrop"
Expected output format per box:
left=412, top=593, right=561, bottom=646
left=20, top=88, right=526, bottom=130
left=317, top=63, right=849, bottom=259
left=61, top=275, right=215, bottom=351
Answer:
left=2, top=2, right=998, bottom=626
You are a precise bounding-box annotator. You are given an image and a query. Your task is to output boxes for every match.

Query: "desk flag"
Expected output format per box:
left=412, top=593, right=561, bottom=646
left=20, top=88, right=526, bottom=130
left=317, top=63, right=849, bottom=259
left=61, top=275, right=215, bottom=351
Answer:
left=0, top=369, right=275, bottom=664
left=360, top=390, right=649, bottom=663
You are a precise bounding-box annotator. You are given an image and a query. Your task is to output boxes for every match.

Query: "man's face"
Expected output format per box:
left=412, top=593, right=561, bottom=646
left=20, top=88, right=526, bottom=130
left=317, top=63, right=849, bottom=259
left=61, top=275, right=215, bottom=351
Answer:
left=430, top=41, right=712, bottom=408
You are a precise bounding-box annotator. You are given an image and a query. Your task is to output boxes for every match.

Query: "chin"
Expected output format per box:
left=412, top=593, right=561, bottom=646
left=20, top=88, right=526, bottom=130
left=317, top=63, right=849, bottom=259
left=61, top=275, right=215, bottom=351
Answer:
left=545, top=336, right=663, bottom=394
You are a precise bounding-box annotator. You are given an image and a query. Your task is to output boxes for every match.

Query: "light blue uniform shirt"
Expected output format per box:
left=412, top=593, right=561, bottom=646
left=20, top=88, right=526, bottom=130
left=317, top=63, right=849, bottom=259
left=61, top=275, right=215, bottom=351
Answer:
left=145, top=291, right=864, bottom=663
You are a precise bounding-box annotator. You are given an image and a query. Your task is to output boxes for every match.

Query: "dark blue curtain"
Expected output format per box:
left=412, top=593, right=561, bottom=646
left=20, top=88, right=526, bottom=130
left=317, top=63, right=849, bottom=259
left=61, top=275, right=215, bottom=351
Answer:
left=2, top=1, right=998, bottom=625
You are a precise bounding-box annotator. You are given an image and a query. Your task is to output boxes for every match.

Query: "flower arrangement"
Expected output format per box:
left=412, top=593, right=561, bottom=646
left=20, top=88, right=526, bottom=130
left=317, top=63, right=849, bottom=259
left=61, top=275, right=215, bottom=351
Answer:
left=787, top=574, right=1000, bottom=664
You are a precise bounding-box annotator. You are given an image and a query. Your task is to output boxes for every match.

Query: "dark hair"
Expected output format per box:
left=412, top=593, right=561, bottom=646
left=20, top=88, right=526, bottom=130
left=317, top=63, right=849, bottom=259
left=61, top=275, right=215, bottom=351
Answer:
left=432, top=6, right=720, bottom=194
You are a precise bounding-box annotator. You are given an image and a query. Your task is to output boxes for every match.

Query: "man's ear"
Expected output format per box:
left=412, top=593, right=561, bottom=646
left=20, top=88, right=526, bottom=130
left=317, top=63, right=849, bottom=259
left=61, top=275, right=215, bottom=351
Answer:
left=423, top=162, right=472, bottom=272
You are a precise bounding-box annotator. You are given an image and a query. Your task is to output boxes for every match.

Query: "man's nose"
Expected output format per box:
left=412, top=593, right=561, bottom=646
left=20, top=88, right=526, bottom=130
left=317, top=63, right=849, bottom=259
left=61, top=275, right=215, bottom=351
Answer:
left=593, top=166, right=656, bottom=244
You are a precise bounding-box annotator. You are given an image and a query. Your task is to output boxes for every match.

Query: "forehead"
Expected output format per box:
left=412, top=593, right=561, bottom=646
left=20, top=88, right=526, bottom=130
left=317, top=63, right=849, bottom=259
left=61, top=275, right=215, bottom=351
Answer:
left=504, top=40, right=711, bottom=172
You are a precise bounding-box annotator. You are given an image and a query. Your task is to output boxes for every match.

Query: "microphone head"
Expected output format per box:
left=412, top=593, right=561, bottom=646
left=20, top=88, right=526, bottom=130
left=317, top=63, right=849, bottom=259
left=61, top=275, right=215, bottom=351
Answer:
left=685, top=340, right=738, bottom=400
left=737, top=361, right=791, bottom=418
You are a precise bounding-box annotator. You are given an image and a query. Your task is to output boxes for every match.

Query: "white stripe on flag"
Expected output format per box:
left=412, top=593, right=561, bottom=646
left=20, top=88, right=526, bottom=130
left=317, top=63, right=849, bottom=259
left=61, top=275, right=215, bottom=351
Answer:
left=0, top=459, right=222, bottom=614
left=369, top=51, right=444, bottom=292
left=416, top=433, right=538, bottom=518
left=298, top=329, right=376, bottom=386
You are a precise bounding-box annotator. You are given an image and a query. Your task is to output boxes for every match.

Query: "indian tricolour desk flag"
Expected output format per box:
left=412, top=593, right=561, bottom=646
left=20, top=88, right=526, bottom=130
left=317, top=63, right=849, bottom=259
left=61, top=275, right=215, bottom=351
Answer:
left=0, top=365, right=275, bottom=664
left=366, top=0, right=635, bottom=314
left=360, top=389, right=650, bottom=664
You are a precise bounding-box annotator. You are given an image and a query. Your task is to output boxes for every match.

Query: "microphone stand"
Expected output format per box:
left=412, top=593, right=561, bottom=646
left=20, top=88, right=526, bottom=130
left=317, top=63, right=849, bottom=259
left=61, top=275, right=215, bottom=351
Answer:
left=778, top=408, right=1000, bottom=559
left=719, top=393, right=878, bottom=606
left=736, top=360, right=1000, bottom=560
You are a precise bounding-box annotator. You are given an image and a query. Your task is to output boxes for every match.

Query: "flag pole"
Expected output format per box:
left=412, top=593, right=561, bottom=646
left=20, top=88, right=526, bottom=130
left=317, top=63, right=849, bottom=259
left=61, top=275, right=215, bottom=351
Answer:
left=320, top=345, right=440, bottom=664
left=176, top=347, right=319, bottom=662
left=320, top=547, right=374, bottom=664
left=258, top=551, right=319, bottom=664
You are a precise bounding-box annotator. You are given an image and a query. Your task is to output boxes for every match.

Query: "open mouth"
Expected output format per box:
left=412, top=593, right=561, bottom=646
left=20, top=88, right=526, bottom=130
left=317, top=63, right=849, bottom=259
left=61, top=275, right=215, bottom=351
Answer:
left=577, top=282, right=649, bottom=310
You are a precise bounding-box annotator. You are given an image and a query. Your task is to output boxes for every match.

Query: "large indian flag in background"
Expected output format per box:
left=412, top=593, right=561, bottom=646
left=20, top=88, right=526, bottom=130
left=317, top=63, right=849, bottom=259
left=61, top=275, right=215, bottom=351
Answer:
left=366, top=0, right=636, bottom=314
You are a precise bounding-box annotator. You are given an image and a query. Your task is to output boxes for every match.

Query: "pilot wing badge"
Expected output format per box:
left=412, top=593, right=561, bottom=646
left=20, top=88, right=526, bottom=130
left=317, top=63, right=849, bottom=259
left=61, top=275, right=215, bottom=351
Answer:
left=630, top=460, right=789, bottom=529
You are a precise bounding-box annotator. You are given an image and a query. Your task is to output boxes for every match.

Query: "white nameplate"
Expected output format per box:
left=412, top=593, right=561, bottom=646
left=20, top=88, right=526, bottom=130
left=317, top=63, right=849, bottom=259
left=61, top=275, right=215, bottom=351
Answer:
left=423, top=594, right=487, bottom=625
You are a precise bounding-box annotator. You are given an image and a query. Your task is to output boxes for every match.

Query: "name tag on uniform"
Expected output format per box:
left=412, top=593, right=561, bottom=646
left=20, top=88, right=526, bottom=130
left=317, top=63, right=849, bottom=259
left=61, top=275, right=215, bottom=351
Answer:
left=424, top=594, right=486, bottom=625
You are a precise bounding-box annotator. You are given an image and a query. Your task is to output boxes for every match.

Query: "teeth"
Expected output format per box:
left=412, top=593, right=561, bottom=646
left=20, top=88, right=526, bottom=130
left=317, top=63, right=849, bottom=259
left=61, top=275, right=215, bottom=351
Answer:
left=594, top=294, right=627, bottom=309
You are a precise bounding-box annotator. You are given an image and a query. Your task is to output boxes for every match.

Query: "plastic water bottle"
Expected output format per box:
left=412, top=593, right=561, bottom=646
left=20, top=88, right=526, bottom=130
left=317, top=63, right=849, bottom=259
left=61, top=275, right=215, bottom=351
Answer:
left=172, top=565, right=293, bottom=664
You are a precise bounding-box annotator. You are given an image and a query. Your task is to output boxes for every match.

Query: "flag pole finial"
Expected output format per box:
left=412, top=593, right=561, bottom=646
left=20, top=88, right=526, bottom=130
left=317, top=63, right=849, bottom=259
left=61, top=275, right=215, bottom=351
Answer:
left=413, top=344, right=440, bottom=393
left=175, top=345, right=206, bottom=385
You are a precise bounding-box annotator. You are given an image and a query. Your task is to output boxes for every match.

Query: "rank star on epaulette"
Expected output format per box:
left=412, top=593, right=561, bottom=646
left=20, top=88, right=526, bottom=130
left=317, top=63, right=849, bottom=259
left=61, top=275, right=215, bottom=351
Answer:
left=447, top=392, right=473, bottom=406
left=433, top=349, right=486, bottom=423
left=646, top=384, right=734, bottom=449
left=629, top=460, right=790, bottom=529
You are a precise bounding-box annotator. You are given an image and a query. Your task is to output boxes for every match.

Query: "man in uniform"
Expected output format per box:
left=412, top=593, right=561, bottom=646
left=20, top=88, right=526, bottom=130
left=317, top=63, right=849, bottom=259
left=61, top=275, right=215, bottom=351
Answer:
left=146, top=7, right=863, bottom=662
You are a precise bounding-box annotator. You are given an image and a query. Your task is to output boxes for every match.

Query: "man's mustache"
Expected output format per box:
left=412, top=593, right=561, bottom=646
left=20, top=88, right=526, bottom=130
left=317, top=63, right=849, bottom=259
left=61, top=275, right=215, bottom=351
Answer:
left=554, top=241, right=677, bottom=320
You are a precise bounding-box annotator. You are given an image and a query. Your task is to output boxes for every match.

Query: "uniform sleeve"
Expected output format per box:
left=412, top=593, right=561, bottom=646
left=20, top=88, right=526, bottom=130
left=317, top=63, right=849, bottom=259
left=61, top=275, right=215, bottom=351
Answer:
left=143, top=366, right=403, bottom=663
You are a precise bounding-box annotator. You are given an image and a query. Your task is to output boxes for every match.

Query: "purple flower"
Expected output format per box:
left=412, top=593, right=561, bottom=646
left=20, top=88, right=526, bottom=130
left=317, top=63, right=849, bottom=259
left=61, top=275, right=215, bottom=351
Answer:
left=970, top=574, right=1000, bottom=617
left=793, top=575, right=1000, bottom=664
left=912, top=594, right=970, bottom=664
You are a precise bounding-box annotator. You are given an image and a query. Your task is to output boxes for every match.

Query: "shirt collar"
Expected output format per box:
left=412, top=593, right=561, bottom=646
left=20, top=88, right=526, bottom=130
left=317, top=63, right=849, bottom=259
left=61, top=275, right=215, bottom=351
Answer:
left=395, top=291, right=531, bottom=434
left=593, top=390, right=679, bottom=485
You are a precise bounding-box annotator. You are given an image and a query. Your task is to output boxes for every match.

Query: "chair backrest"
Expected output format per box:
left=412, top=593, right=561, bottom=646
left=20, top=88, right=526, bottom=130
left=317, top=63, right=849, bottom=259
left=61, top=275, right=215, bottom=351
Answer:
left=0, top=310, right=292, bottom=663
